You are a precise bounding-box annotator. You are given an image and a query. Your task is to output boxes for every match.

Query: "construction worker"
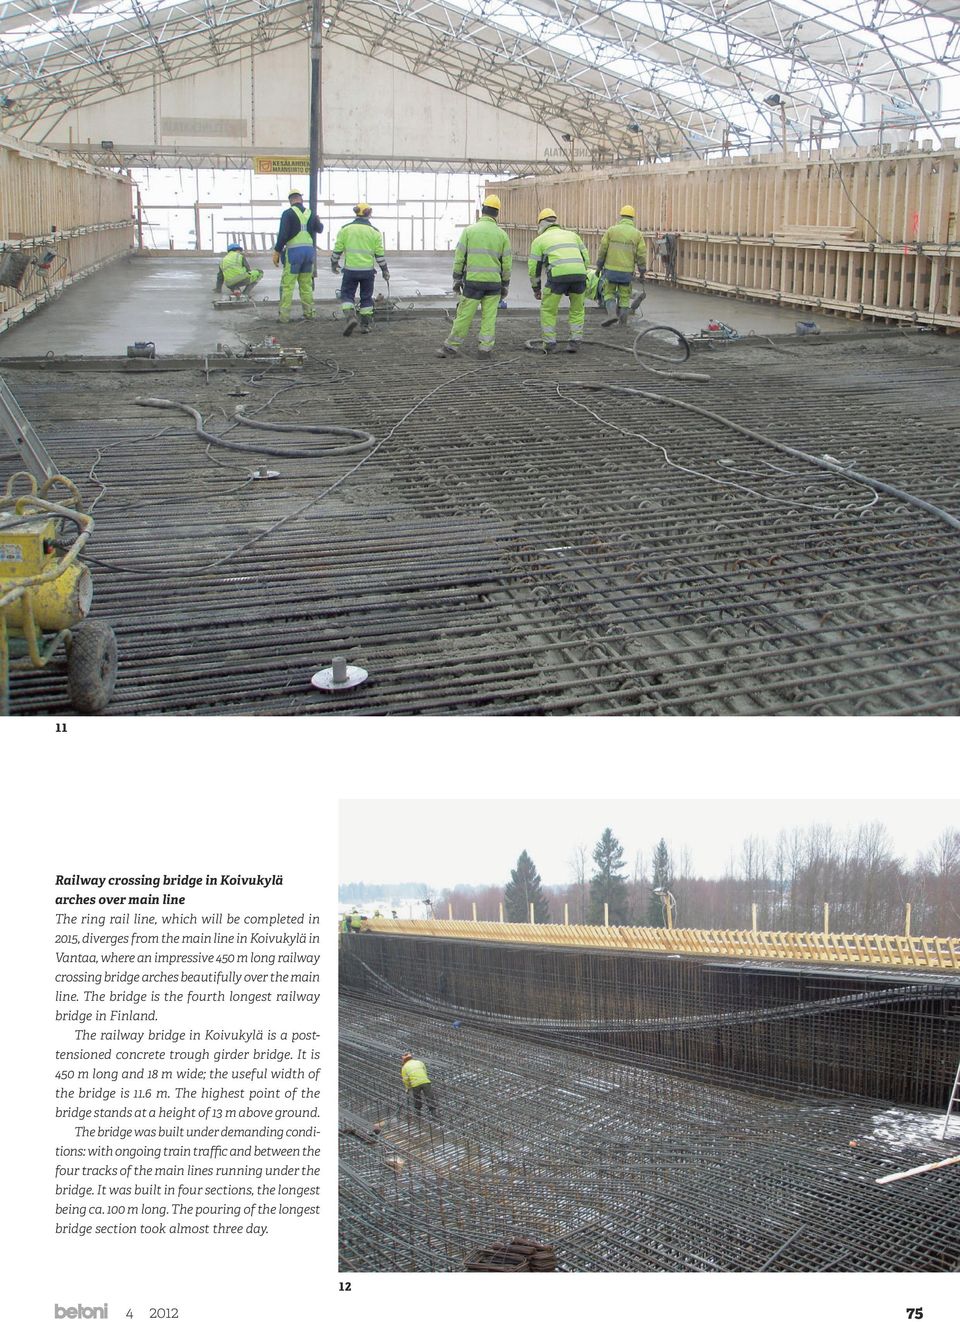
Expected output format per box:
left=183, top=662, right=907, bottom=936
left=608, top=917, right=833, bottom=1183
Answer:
left=528, top=208, right=590, bottom=353
left=272, top=190, right=323, bottom=323
left=349, top=909, right=362, bottom=935
left=215, top=244, right=263, bottom=298
left=437, top=194, right=511, bottom=358
left=400, top=1052, right=439, bottom=1118
left=331, top=203, right=390, bottom=336
left=597, top=205, right=647, bottom=327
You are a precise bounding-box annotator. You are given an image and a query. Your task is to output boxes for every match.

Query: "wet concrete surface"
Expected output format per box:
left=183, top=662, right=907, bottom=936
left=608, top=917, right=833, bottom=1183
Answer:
left=0, top=253, right=856, bottom=359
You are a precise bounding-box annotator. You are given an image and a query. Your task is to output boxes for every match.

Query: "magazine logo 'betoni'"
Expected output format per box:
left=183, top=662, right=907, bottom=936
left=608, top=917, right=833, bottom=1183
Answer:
left=54, top=1307, right=108, bottom=1319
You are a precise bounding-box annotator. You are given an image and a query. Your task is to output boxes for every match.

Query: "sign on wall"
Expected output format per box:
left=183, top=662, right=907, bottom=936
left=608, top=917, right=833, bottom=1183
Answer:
left=253, top=156, right=311, bottom=174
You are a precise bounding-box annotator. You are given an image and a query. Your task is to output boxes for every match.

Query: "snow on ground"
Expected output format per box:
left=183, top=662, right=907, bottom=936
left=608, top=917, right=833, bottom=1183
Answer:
left=870, top=1107, right=952, bottom=1149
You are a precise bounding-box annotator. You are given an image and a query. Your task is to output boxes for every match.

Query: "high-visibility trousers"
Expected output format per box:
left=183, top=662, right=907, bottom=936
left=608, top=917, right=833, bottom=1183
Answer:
left=225, top=268, right=263, bottom=293
left=603, top=270, right=633, bottom=309
left=279, top=247, right=315, bottom=319
left=446, top=291, right=500, bottom=351
left=541, top=288, right=585, bottom=344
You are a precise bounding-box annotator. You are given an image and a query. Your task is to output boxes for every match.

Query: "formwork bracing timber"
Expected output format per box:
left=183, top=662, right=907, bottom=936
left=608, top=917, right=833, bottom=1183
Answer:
left=492, top=147, right=960, bottom=331
left=366, top=918, right=960, bottom=973
left=339, top=934, right=960, bottom=1271
left=0, top=133, right=133, bottom=334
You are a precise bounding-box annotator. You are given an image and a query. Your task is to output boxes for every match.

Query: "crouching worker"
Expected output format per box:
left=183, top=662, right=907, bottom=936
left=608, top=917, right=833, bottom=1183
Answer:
left=401, top=1051, right=439, bottom=1118
left=215, top=244, right=263, bottom=297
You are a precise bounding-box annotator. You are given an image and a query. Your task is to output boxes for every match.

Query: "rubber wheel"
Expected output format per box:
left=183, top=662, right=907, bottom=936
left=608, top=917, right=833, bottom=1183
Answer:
left=67, top=620, right=118, bottom=714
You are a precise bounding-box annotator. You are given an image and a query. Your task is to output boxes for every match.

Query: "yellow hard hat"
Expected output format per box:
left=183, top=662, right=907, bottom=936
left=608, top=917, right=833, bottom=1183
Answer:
left=354, top=202, right=372, bottom=215
left=483, top=194, right=502, bottom=210
left=538, top=207, right=558, bottom=222
left=620, top=204, right=636, bottom=218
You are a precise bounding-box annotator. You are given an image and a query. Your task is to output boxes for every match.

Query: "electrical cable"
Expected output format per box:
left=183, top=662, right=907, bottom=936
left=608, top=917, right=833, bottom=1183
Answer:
left=523, top=324, right=709, bottom=380
left=523, top=379, right=863, bottom=516
left=562, top=380, right=960, bottom=534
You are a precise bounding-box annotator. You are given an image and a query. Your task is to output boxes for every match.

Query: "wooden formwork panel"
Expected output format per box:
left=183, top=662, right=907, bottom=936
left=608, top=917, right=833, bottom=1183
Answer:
left=492, top=147, right=960, bottom=330
left=0, top=131, right=134, bottom=332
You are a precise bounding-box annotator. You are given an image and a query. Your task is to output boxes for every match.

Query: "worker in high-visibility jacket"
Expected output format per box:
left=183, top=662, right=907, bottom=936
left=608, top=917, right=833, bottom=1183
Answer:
left=597, top=205, right=647, bottom=327
left=400, top=1052, right=439, bottom=1117
left=215, top=244, right=263, bottom=297
left=331, top=203, right=390, bottom=336
left=272, top=190, right=323, bottom=322
left=437, top=195, right=512, bottom=358
left=349, top=910, right=363, bottom=934
left=528, top=209, right=590, bottom=352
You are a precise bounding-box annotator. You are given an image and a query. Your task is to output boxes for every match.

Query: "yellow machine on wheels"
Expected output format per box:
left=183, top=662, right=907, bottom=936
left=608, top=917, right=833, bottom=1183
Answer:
left=0, top=376, right=117, bottom=716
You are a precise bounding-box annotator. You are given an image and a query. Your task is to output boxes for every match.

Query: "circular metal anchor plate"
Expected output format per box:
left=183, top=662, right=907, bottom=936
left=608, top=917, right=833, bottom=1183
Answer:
left=311, top=657, right=369, bottom=691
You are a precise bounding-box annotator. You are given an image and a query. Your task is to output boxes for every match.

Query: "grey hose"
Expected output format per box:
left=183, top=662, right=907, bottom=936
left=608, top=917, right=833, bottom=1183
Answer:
left=135, top=397, right=375, bottom=457
left=233, top=407, right=375, bottom=454
left=569, top=381, right=960, bottom=534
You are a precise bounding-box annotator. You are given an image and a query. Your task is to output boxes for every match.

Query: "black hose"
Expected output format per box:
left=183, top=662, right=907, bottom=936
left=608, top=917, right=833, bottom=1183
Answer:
left=134, top=397, right=375, bottom=457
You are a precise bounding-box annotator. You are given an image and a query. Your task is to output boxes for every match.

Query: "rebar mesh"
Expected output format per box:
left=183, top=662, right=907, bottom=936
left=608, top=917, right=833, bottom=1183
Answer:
left=341, top=935, right=960, bottom=1105
left=339, top=992, right=960, bottom=1273
left=4, top=323, right=960, bottom=714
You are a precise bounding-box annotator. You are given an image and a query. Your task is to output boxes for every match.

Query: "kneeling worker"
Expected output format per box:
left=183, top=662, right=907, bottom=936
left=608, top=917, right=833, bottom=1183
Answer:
left=401, top=1052, right=439, bottom=1118
left=528, top=209, right=590, bottom=352
left=215, top=244, right=263, bottom=297
left=437, top=194, right=511, bottom=358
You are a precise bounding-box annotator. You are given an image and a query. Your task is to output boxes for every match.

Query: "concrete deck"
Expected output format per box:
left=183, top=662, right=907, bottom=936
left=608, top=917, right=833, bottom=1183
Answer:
left=0, top=253, right=854, bottom=358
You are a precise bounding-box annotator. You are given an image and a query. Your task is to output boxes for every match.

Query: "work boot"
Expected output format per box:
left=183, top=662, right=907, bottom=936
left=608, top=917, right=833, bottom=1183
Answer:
left=278, top=315, right=290, bottom=324
left=542, top=341, right=557, bottom=354
left=601, top=298, right=619, bottom=327
left=435, top=344, right=459, bottom=358
left=359, top=319, right=372, bottom=335
left=343, top=310, right=359, bottom=336
left=478, top=345, right=493, bottom=357
left=566, top=340, right=580, bottom=353
left=618, top=309, right=629, bottom=327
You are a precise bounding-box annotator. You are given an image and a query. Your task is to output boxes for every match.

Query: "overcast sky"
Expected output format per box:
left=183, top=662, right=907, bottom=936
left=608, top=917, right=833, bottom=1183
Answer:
left=339, top=799, right=958, bottom=889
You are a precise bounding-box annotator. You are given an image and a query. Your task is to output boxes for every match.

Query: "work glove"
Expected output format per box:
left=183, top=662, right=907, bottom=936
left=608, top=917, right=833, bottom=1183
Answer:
left=636, top=266, right=647, bottom=279
left=271, top=251, right=280, bottom=267
left=532, top=285, right=542, bottom=301
left=331, top=260, right=341, bottom=274
left=452, top=278, right=463, bottom=295
left=379, top=264, right=390, bottom=278
left=500, top=283, right=509, bottom=298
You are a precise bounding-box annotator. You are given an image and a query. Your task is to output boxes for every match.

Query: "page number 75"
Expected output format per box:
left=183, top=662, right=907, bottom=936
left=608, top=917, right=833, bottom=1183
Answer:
left=906, top=1310, right=923, bottom=1319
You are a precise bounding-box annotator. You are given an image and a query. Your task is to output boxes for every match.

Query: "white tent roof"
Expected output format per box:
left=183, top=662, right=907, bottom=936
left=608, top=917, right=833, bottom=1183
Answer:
left=1, top=0, right=958, bottom=158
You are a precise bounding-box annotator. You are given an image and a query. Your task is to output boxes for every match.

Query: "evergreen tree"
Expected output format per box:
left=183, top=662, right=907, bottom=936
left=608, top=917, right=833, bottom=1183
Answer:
left=647, top=838, right=673, bottom=927
left=588, top=828, right=629, bottom=925
left=504, top=850, right=551, bottom=923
